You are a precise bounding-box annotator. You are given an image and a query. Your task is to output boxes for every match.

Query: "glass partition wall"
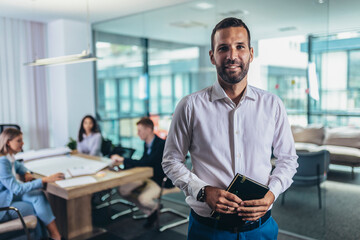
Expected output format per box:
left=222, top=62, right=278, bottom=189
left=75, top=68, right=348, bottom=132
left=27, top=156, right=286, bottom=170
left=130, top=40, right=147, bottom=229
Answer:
left=92, top=0, right=360, bottom=239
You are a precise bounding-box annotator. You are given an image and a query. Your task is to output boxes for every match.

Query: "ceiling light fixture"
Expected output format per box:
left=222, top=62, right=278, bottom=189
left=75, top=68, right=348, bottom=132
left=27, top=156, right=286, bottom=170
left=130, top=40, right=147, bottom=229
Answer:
left=24, top=0, right=97, bottom=67
left=195, top=2, right=214, bottom=10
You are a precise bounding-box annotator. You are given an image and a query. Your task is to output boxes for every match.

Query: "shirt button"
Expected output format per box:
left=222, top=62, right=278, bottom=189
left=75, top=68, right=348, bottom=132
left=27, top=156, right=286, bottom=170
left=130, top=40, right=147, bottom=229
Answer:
left=235, top=130, right=240, bottom=134
left=237, top=153, right=241, bottom=158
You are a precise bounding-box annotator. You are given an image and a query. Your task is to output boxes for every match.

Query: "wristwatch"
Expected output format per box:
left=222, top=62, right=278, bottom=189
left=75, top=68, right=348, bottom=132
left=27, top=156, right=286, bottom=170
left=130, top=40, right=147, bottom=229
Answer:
left=197, top=186, right=207, bottom=202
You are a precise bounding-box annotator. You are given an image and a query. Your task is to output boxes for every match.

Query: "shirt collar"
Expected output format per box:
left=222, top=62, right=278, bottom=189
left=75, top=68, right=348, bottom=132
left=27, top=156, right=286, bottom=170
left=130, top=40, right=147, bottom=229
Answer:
left=6, top=153, right=16, bottom=163
left=146, top=135, right=156, bottom=148
left=83, top=132, right=94, bottom=138
left=210, top=81, right=256, bottom=103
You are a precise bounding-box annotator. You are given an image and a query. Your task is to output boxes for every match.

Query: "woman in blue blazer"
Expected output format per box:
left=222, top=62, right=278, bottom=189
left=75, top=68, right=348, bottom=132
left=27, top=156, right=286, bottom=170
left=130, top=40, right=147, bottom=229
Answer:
left=0, top=128, right=64, bottom=240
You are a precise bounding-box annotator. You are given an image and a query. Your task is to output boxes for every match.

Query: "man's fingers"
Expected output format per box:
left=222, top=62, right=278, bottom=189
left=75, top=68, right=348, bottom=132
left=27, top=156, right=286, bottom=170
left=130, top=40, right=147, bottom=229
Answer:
left=241, top=199, right=267, bottom=207
left=224, top=191, right=242, bottom=204
left=237, top=206, right=267, bottom=214
left=214, top=204, right=237, bottom=214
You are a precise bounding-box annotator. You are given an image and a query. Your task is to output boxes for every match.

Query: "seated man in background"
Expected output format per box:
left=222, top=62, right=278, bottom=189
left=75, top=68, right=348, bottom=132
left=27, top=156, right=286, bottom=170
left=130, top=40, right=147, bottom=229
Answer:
left=111, top=117, right=171, bottom=228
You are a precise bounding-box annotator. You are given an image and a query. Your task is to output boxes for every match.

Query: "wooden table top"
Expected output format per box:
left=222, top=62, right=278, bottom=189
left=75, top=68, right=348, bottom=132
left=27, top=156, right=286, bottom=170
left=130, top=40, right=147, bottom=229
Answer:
left=33, top=153, right=153, bottom=200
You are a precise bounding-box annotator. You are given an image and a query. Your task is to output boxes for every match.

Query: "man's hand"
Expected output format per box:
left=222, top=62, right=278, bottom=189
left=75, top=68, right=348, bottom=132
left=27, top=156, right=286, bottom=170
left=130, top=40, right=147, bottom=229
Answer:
left=24, top=172, right=35, bottom=182
left=236, top=191, right=275, bottom=221
left=110, top=154, right=124, bottom=164
left=205, top=186, right=242, bottom=214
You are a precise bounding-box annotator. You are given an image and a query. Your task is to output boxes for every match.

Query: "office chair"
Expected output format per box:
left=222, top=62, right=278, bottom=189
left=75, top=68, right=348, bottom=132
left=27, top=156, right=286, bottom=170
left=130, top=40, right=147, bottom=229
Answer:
left=0, top=124, right=21, bottom=134
left=154, top=177, right=189, bottom=232
left=94, top=146, right=137, bottom=217
left=281, top=150, right=330, bottom=209
left=101, top=138, right=113, bottom=157
left=0, top=206, right=37, bottom=240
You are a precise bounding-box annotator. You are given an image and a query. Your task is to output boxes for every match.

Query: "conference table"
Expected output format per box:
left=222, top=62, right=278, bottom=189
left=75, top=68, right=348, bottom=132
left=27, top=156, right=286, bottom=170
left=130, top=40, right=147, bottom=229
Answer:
left=32, top=153, right=153, bottom=239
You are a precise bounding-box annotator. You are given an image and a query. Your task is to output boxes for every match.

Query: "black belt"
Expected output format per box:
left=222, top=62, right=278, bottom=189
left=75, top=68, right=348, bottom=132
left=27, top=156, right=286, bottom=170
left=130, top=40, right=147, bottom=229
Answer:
left=191, top=209, right=271, bottom=233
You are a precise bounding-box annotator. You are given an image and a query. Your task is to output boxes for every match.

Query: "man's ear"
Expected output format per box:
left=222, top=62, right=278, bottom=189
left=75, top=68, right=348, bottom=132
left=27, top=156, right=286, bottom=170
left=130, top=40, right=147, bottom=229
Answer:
left=249, top=47, right=254, bottom=63
left=209, top=50, right=215, bottom=65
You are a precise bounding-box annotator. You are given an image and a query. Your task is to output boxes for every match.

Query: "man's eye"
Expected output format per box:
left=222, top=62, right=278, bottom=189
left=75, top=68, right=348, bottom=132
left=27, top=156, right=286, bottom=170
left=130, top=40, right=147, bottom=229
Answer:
left=237, top=45, right=244, bottom=49
left=218, top=46, right=228, bottom=51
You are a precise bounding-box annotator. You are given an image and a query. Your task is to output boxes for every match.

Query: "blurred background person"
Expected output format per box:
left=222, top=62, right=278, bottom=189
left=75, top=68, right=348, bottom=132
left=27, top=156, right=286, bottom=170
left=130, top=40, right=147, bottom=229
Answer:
left=0, top=128, right=64, bottom=240
left=77, top=115, right=102, bottom=156
left=111, top=117, right=171, bottom=228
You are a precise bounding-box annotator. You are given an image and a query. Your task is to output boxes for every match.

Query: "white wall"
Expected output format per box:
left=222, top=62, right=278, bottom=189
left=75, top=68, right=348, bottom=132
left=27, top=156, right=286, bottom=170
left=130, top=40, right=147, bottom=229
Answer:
left=47, top=19, right=95, bottom=147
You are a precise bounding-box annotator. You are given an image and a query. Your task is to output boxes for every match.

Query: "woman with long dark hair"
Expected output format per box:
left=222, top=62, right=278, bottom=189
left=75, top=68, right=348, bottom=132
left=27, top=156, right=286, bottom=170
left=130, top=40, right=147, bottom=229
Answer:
left=0, top=128, right=64, bottom=240
left=77, top=115, right=102, bottom=156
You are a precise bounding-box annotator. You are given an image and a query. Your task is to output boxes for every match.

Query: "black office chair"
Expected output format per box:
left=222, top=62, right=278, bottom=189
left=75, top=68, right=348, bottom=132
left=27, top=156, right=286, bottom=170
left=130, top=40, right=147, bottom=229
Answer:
left=0, top=124, right=21, bottom=133
left=282, top=150, right=330, bottom=209
left=101, top=138, right=113, bottom=157
left=111, top=146, right=136, bottom=159
left=154, top=177, right=189, bottom=232
left=94, top=146, right=137, bottom=215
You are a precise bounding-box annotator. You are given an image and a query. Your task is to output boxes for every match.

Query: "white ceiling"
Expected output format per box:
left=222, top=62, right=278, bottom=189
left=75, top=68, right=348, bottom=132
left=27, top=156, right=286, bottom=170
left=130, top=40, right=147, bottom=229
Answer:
left=93, top=0, right=360, bottom=46
left=1, top=0, right=360, bottom=46
left=0, top=0, right=191, bottom=23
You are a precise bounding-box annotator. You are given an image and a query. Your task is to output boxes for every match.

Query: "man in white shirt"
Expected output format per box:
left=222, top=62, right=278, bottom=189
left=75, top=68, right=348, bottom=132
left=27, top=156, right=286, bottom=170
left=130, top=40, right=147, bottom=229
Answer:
left=162, top=17, right=298, bottom=239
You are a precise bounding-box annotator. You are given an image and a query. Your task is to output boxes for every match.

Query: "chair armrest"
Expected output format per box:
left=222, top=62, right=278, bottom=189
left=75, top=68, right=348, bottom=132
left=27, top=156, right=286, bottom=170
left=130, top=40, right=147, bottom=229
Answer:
left=0, top=206, right=32, bottom=239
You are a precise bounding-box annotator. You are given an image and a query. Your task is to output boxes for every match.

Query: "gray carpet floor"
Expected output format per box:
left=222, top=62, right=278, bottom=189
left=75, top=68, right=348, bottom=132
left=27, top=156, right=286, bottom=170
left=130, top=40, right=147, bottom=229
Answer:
left=91, top=167, right=359, bottom=240
left=272, top=168, right=360, bottom=240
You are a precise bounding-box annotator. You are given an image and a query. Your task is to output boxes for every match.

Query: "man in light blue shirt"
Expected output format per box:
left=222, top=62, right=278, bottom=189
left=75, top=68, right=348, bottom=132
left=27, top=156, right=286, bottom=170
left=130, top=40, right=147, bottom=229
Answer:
left=162, top=17, right=298, bottom=240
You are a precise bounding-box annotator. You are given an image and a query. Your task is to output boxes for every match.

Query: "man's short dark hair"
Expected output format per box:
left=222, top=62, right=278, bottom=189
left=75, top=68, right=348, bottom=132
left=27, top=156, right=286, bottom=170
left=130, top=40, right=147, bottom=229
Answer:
left=211, top=17, right=251, bottom=51
left=137, top=117, right=154, bottom=130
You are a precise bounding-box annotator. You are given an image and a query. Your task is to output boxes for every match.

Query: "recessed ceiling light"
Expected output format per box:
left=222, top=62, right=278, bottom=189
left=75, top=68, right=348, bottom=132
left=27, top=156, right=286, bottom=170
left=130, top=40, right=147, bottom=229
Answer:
left=219, top=10, right=249, bottom=16
left=278, top=26, right=297, bottom=32
left=170, top=21, right=208, bottom=28
left=195, top=2, right=214, bottom=10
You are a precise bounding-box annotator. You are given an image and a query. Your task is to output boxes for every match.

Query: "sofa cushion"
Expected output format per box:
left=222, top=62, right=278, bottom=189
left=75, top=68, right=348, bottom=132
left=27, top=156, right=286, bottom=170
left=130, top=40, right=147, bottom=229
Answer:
left=320, top=145, right=360, bottom=167
left=291, top=125, right=325, bottom=145
left=323, top=127, right=360, bottom=149
left=294, top=142, right=321, bottom=152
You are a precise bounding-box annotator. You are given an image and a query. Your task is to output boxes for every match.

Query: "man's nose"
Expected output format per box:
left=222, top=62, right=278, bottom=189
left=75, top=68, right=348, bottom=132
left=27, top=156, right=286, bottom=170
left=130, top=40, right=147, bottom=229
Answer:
left=227, top=47, right=238, bottom=61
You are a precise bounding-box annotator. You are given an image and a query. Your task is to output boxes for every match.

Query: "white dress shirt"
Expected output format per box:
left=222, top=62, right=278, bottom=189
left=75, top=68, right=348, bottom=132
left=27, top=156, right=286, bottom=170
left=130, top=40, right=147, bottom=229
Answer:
left=77, top=132, right=102, bottom=156
left=162, top=81, right=298, bottom=217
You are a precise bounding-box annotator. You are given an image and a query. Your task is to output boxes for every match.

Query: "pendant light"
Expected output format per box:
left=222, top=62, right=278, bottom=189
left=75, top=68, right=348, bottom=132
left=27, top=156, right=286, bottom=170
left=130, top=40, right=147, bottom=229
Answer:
left=24, top=0, right=97, bottom=66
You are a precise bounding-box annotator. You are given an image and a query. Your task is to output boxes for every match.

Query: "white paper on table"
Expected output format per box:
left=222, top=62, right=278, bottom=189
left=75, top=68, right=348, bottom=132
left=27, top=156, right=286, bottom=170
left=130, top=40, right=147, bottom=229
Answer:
left=67, top=164, right=108, bottom=177
left=15, top=147, right=71, bottom=161
left=55, top=176, right=97, bottom=188
left=24, top=155, right=111, bottom=177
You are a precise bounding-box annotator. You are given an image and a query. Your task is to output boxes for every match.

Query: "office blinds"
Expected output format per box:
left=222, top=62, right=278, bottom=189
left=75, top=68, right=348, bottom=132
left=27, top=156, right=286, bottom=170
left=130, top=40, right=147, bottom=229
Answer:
left=0, top=17, right=49, bottom=150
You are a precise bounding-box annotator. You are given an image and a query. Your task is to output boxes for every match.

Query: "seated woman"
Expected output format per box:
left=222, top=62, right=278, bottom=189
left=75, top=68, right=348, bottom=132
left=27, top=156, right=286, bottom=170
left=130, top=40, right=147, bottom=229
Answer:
left=0, top=128, right=64, bottom=240
left=77, top=115, right=102, bottom=156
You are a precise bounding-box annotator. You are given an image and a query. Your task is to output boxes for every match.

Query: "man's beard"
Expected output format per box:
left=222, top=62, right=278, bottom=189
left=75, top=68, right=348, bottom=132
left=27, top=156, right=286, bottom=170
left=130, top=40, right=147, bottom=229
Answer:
left=216, top=57, right=250, bottom=84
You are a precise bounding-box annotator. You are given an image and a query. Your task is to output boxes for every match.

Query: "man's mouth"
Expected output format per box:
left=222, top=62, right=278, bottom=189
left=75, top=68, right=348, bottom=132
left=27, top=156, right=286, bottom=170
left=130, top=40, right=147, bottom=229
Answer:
left=225, top=65, right=241, bottom=70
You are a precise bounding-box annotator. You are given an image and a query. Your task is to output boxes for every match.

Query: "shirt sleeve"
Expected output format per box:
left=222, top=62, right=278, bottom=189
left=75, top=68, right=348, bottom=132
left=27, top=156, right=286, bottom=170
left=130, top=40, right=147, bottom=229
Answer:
left=162, top=97, right=209, bottom=199
left=0, top=159, right=43, bottom=196
left=77, top=140, right=83, bottom=153
left=15, top=161, right=28, bottom=176
left=269, top=97, right=299, bottom=200
left=89, top=133, right=102, bottom=156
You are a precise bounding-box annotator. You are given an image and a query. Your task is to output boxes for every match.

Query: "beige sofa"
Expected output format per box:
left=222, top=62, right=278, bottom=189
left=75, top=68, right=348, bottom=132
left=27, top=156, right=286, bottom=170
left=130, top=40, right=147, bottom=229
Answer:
left=291, top=125, right=360, bottom=178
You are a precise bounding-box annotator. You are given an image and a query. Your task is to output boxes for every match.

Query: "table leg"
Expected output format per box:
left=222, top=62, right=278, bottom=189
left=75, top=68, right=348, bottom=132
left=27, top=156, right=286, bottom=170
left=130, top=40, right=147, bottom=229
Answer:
left=47, top=194, right=93, bottom=239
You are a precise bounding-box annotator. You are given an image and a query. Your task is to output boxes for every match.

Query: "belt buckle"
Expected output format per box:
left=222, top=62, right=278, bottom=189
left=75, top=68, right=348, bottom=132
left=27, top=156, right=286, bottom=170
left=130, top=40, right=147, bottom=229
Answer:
left=244, top=220, right=257, bottom=225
